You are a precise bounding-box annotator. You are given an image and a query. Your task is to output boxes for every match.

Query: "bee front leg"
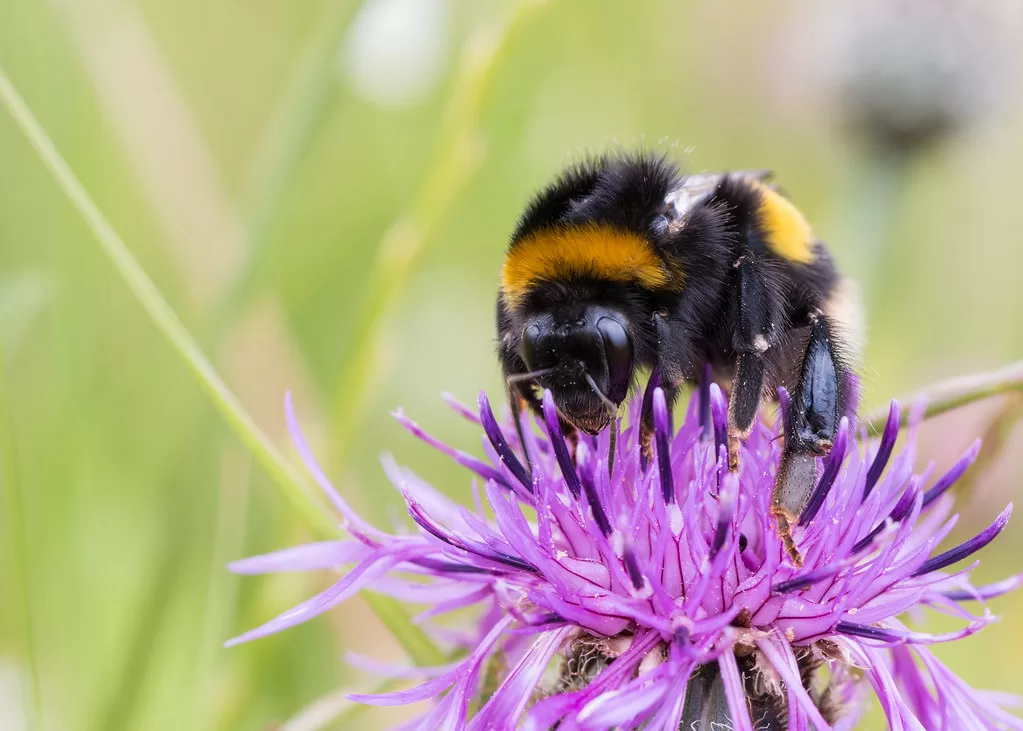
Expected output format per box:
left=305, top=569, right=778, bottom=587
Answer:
left=506, top=382, right=535, bottom=473
left=501, top=341, right=547, bottom=471
left=774, top=315, right=843, bottom=565
left=698, top=361, right=713, bottom=441
left=639, top=368, right=682, bottom=470
left=639, top=311, right=687, bottom=469
left=506, top=375, right=579, bottom=466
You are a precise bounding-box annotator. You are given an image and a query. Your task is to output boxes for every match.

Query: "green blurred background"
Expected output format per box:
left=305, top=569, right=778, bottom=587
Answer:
left=1, top=0, right=1022, bottom=728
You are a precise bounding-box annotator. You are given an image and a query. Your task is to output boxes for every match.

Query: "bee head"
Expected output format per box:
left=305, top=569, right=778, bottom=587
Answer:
left=520, top=305, right=634, bottom=435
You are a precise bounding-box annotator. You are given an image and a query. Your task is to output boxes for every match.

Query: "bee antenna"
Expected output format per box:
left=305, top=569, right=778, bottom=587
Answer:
left=506, top=368, right=554, bottom=386
left=584, top=372, right=619, bottom=416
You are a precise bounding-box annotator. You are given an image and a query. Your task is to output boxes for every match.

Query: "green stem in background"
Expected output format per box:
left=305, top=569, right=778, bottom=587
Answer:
left=362, top=592, right=446, bottom=666
left=864, top=360, right=1023, bottom=435
left=217, top=0, right=360, bottom=323
left=195, top=447, right=252, bottom=730
left=329, top=0, right=548, bottom=453
left=0, top=358, right=42, bottom=729
left=0, top=67, right=444, bottom=667
left=91, top=493, right=188, bottom=731
left=0, top=65, right=334, bottom=538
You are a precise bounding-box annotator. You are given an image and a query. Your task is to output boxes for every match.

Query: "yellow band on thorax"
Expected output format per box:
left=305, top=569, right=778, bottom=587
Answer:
left=501, top=224, right=681, bottom=308
left=753, top=182, right=815, bottom=264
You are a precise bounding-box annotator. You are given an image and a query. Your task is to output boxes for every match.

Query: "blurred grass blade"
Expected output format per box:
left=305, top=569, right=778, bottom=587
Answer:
left=363, top=592, right=446, bottom=666
left=330, top=0, right=549, bottom=450
left=0, top=358, right=41, bottom=728
left=91, top=494, right=187, bottom=731
left=224, top=0, right=360, bottom=316
left=0, top=65, right=335, bottom=539
left=56, top=0, right=245, bottom=308
left=195, top=447, right=251, bottom=729
left=0, top=66, right=444, bottom=666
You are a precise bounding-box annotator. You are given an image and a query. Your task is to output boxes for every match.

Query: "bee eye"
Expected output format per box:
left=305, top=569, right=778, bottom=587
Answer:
left=521, top=324, right=541, bottom=370
left=597, top=317, right=632, bottom=387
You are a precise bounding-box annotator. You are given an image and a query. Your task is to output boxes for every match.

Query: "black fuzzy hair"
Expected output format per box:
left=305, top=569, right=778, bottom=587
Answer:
left=511, top=151, right=683, bottom=245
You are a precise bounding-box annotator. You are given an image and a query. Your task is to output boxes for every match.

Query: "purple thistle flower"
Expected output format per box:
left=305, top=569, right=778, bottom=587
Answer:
left=228, top=386, right=1022, bottom=730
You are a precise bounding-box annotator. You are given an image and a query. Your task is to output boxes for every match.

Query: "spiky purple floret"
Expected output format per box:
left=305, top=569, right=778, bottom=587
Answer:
left=228, top=388, right=1022, bottom=730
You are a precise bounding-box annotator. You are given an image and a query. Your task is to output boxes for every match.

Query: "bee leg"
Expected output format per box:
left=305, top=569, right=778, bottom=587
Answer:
left=726, top=256, right=775, bottom=471
left=506, top=376, right=580, bottom=463
left=698, top=361, right=713, bottom=440
left=639, top=367, right=681, bottom=471
left=639, top=310, right=692, bottom=469
left=726, top=351, right=767, bottom=471
left=499, top=303, right=541, bottom=471
left=606, top=419, right=618, bottom=479
left=773, top=315, right=842, bottom=565
left=507, top=383, right=535, bottom=476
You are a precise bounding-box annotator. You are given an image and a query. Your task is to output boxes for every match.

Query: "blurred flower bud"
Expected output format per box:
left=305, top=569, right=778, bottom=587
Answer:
left=835, top=0, right=1015, bottom=154
left=341, top=0, right=450, bottom=108
left=776, top=0, right=1021, bottom=157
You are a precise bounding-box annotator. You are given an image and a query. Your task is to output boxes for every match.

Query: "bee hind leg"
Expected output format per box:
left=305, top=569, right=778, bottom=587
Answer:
left=773, top=315, right=844, bottom=565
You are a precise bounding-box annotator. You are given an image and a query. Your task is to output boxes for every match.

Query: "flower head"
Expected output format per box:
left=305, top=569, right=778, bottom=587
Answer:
left=229, top=384, right=1022, bottom=730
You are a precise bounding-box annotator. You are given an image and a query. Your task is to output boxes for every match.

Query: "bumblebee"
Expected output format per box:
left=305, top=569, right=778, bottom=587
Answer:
left=496, top=152, right=861, bottom=561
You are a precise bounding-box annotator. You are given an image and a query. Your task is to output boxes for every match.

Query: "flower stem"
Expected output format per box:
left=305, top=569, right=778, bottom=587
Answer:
left=0, top=66, right=444, bottom=666
left=846, top=150, right=912, bottom=311
left=864, top=360, right=1023, bottom=435
left=952, top=394, right=1023, bottom=502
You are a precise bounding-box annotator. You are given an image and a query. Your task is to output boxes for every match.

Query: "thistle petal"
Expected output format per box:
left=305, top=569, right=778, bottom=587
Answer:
left=227, top=387, right=1019, bottom=730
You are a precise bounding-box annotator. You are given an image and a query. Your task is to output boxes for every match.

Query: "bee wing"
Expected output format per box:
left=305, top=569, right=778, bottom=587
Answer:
left=665, top=169, right=774, bottom=218
left=685, top=169, right=773, bottom=189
